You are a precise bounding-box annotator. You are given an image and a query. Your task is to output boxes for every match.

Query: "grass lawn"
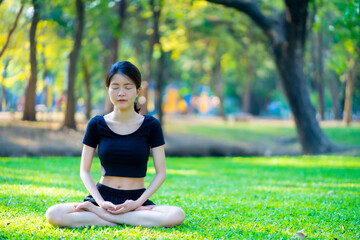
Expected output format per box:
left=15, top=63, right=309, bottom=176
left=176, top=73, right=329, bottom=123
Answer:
left=0, top=156, right=359, bottom=239
left=165, top=118, right=360, bottom=151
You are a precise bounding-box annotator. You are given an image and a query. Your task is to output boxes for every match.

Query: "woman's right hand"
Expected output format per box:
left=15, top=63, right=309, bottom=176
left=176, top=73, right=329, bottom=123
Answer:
left=99, top=201, right=116, bottom=211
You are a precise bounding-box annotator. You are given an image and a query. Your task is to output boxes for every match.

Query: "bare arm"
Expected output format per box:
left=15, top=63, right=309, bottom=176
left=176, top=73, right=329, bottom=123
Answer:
left=80, top=144, right=116, bottom=210
left=137, top=144, right=166, bottom=204
left=108, top=145, right=166, bottom=214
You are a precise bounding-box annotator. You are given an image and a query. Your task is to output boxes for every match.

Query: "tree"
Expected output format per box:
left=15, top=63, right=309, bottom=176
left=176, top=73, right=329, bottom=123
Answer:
left=139, top=0, right=157, bottom=115
left=342, top=0, right=359, bottom=125
left=23, top=0, right=40, bottom=121
left=0, top=2, right=24, bottom=60
left=308, top=1, right=325, bottom=120
left=153, top=0, right=165, bottom=124
left=103, top=0, right=128, bottom=115
left=207, top=0, right=335, bottom=154
left=310, top=0, right=343, bottom=120
left=0, top=60, right=10, bottom=111
left=63, top=0, right=85, bottom=129
left=81, top=59, right=91, bottom=119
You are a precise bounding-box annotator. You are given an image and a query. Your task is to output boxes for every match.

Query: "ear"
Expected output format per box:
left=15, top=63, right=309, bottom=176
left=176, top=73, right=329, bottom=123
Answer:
left=137, top=87, right=142, bottom=96
left=106, top=87, right=109, bottom=92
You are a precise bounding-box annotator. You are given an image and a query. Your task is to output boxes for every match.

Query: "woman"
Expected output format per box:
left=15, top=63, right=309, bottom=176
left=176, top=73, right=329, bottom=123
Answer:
left=46, top=61, right=185, bottom=228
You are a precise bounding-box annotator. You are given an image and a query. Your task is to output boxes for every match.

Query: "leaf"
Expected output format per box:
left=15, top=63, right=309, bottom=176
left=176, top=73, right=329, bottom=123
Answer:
left=344, top=39, right=355, bottom=53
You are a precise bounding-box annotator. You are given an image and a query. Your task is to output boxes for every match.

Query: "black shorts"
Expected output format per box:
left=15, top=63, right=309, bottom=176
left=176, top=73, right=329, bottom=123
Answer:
left=83, top=183, right=155, bottom=206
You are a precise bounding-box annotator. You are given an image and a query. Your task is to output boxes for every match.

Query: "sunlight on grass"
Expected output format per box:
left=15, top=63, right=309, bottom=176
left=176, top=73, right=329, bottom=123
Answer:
left=1, top=156, right=359, bottom=239
left=231, top=156, right=360, bottom=168
left=148, top=167, right=208, bottom=176
left=165, top=119, right=360, bottom=147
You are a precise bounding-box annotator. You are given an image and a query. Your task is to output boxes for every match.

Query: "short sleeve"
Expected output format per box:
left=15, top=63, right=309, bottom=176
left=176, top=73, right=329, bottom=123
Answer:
left=82, top=116, right=99, bottom=148
left=149, top=117, right=165, bottom=148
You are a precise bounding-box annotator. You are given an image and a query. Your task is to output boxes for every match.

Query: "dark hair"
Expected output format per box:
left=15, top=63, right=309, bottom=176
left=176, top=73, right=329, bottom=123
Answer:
left=105, top=61, right=141, bottom=113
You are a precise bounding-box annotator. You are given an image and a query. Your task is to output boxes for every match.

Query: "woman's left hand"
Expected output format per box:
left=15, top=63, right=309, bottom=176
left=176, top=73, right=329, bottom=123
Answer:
left=107, top=200, right=140, bottom=214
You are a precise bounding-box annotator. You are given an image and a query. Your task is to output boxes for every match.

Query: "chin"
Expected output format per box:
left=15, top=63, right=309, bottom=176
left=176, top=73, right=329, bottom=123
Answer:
left=115, top=105, right=132, bottom=111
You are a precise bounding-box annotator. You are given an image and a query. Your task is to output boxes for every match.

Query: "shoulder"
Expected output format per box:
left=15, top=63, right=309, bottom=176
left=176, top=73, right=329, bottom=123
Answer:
left=145, top=115, right=161, bottom=126
left=87, top=115, right=103, bottom=125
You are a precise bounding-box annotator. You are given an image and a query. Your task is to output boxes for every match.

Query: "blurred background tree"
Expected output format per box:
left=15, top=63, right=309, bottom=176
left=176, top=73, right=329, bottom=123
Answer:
left=0, top=0, right=359, bottom=154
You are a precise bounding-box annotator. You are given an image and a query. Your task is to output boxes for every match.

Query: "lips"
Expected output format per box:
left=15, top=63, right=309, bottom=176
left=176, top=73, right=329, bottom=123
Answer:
left=117, top=99, right=127, bottom=102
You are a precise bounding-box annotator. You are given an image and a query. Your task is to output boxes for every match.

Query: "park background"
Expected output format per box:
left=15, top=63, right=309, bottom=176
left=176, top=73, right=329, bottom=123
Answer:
left=0, top=0, right=359, bottom=239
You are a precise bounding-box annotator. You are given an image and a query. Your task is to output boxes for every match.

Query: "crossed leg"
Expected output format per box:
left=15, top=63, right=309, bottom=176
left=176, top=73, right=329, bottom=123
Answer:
left=46, top=202, right=185, bottom=228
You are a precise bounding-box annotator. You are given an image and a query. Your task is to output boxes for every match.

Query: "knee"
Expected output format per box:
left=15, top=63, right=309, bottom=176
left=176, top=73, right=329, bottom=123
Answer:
left=46, top=205, right=65, bottom=227
left=164, top=207, right=185, bottom=227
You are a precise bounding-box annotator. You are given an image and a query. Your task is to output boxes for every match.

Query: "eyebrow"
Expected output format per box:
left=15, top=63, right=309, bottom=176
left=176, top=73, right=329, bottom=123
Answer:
left=110, top=82, right=134, bottom=86
left=110, top=83, right=134, bottom=86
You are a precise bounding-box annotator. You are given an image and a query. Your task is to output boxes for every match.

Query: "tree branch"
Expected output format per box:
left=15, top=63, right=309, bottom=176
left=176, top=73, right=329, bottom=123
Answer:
left=206, top=0, right=281, bottom=45
left=0, top=3, right=24, bottom=60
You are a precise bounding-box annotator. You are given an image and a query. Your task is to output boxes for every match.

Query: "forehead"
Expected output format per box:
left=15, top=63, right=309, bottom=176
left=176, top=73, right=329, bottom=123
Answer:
left=110, top=74, right=134, bottom=85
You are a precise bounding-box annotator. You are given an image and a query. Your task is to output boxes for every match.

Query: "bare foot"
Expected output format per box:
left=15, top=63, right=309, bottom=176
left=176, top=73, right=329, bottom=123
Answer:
left=135, top=205, right=155, bottom=211
left=74, top=201, right=95, bottom=211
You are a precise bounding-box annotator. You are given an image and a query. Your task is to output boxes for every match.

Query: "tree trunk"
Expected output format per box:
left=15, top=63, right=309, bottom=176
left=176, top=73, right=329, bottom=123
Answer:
left=23, top=0, right=40, bottom=121
left=343, top=72, right=354, bottom=125
left=140, top=0, right=158, bottom=115
left=155, top=46, right=165, bottom=125
left=242, top=81, right=251, bottom=114
left=152, top=0, right=164, bottom=123
left=329, top=71, right=341, bottom=120
left=104, top=0, right=127, bottom=115
left=82, top=59, right=91, bottom=120
left=63, top=0, right=84, bottom=129
left=211, top=58, right=226, bottom=119
left=342, top=57, right=358, bottom=125
left=0, top=60, right=10, bottom=111
left=242, top=45, right=254, bottom=114
left=310, top=29, right=325, bottom=120
left=317, top=29, right=325, bottom=120
left=309, top=2, right=325, bottom=120
left=41, top=45, right=53, bottom=108
left=0, top=83, right=5, bottom=111
left=0, top=3, right=24, bottom=60
left=207, top=0, right=335, bottom=154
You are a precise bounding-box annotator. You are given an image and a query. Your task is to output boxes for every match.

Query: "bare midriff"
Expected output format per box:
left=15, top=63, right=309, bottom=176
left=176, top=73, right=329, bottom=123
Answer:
left=99, top=176, right=145, bottom=190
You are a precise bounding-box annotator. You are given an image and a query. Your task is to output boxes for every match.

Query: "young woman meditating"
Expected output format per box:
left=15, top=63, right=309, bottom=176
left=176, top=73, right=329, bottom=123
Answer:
left=46, top=61, right=185, bottom=228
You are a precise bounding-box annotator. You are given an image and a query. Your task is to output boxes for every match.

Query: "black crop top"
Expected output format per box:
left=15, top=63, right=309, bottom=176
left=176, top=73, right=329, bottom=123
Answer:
left=82, top=115, right=165, bottom=178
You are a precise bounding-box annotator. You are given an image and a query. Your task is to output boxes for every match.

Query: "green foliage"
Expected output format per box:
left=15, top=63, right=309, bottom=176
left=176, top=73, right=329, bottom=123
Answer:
left=0, top=156, right=359, bottom=239
left=0, top=0, right=358, bottom=116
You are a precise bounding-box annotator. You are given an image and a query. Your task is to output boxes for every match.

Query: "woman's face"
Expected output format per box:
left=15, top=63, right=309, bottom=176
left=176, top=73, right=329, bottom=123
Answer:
left=107, top=74, right=140, bottom=111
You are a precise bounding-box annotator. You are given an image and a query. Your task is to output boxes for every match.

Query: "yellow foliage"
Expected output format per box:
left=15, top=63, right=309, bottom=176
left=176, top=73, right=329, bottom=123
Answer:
left=146, top=28, right=154, bottom=35
left=192, top=1, right=208, bottom=9
left=221, top=53, right=233, bottom=70
left=153, top=43, right=161, bottom=51
left=171, top=50, right=180, bottom=60
left=344, top=39, right=355, bottom=54
left=4, top=70, right=28, bottom=88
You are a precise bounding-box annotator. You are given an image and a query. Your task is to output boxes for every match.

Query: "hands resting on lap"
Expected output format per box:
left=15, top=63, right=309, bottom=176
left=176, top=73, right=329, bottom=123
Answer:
left=74, top=200, right=154, bottom=214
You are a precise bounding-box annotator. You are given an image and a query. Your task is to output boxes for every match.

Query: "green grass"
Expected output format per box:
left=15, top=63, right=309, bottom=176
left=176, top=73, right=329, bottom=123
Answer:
left=1, top=156, right=359, bottom=239
left=165, top=120, right=360, bottom=152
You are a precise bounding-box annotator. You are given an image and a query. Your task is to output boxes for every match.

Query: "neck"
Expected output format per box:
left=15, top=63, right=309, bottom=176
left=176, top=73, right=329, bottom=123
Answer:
left=111, top=108, right=138, bottom=122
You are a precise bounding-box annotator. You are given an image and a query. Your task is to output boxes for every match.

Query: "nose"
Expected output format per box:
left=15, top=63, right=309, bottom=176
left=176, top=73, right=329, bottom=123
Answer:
left=118, top=88, right=125, bottom=96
